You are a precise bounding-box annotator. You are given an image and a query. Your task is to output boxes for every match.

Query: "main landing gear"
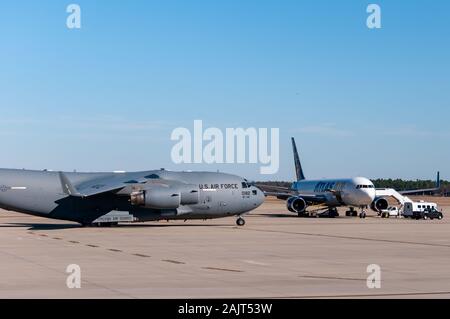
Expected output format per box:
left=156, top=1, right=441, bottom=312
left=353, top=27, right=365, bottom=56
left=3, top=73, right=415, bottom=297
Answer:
left=345, top=208, right=358, bottom=217
left=81, top=222, right=119, bottom=227
left=236, top=217, right=246, bottom=226
left=325, top=208, right=339, bottom=218
left=359, top=210, right=367, bottom=219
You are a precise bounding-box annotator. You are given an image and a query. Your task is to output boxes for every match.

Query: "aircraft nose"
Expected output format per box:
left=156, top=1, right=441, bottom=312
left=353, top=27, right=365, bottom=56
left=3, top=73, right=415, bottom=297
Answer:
left=253, top=186, right=265, bottom=208
left=361, top=189, right=376, bottom=204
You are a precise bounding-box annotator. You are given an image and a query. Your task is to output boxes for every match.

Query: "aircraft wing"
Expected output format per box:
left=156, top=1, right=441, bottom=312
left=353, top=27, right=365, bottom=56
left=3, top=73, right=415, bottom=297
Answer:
left=259, top=184, right=328, bottom=204
left=264, top=190, right=327, bottom=204
left=399, top=188, right=440, bottom=195
left=398, top=172, right=441, bottom=195
left=59, top=172, right=136, bottom=197
left=257, top=183, right=293, bottom=200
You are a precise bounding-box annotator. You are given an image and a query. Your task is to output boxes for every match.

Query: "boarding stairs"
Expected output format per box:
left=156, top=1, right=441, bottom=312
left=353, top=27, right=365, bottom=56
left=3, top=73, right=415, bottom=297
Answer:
left=375, top=188, right=413, bottom=213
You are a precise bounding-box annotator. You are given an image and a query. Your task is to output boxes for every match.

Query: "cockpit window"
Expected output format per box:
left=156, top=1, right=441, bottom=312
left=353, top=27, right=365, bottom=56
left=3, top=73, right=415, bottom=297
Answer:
left=357, top=184, right=374, bottom=189
left=242, top=182, right=248, bottom=189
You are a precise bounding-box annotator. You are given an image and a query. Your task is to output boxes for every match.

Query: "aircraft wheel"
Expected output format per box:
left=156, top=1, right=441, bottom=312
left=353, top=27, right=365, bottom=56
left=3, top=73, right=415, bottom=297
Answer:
left=359, top=212, right=367, bottom=219
left=423, top=214, right=428, bottom=220
left=438, top=214, right=443, bottom=220
left=236, top=218, right=246, bottom=227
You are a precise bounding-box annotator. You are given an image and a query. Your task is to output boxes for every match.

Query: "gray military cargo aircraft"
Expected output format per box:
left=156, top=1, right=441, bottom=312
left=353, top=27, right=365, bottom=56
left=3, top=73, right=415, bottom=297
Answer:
left=0, top=168, right=265, bottom=227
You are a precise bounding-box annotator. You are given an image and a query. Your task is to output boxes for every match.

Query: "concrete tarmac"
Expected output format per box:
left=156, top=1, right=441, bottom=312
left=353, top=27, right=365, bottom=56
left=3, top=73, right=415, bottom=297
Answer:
left=1, top=196, right=449, bottom=299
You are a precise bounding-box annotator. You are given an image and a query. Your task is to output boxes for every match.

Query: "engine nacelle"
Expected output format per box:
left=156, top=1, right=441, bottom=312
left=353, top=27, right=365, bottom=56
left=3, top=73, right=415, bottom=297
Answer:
left=130, top=188, right=181, bottom=209
left=371, top=197, right=389, bottom=212
left=130, top=183, right=200, bottom=209
left=287, top=196, right=307, bottom=213
left=176, top=184, right=200, bottom=205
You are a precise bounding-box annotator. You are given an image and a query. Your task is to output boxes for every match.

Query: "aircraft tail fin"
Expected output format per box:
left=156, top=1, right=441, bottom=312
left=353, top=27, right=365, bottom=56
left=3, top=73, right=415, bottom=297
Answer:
left=59, top=172, right=83, bottom=197
left=291, top=137, right=305, bottom=181
left=437, top=171, right=441, bottom=189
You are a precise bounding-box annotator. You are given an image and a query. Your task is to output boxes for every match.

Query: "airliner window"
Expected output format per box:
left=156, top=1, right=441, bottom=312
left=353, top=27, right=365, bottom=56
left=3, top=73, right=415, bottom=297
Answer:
left=252, top=190, right=257, bottom=195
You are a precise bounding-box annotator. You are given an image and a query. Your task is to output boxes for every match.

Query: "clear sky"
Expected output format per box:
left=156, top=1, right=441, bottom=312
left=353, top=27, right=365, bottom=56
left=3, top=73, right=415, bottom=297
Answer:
left=0, top=1, right=449, bottom=181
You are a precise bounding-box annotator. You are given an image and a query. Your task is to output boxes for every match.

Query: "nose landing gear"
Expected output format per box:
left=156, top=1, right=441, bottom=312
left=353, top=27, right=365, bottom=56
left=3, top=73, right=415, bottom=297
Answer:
left=359, top=210, right=367, bottom=219
left=236, top=217, right=246, bottom=226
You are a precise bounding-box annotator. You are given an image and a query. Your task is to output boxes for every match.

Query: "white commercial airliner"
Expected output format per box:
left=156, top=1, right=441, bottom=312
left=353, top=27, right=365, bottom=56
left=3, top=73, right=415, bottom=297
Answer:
left=265, top=138, right=385, bottom=218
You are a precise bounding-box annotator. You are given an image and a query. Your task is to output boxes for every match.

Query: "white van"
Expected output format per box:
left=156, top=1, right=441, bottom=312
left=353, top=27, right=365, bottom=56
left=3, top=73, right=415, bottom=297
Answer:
left=403, top=201, right=440, bottom=219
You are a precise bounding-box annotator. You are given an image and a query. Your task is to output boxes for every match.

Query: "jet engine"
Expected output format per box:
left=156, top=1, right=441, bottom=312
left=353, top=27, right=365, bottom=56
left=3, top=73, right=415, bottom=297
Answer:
left=176, top=184, right=200, bottom=205
left=370, top=197, right=389, bottom=212
left=287, top=196, right=307, bottom=213
left=130, top=183, right=200, bottom=209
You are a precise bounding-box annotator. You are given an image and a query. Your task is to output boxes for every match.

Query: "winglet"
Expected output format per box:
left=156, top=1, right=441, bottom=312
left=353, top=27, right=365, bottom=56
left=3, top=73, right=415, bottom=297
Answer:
left=59, top=172, right=83, bottom=197
left=291, top=137, right=305, bottom=181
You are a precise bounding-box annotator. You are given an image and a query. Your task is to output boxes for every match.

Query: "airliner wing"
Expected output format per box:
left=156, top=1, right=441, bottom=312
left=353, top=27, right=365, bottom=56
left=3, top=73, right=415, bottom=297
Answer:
left=398, top=172, right=441, bottom=195
left=399, top=187, right=440, bottom=195
left=257, top=183, right=294, bottom=200
left=262, top=187, right=327, bottom=204
left=263, top=191, right=293, bottom=200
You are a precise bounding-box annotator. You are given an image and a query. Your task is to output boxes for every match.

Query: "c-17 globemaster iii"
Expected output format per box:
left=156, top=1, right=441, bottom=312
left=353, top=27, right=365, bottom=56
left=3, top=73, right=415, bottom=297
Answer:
left=0, top=168, right=265, bottom=227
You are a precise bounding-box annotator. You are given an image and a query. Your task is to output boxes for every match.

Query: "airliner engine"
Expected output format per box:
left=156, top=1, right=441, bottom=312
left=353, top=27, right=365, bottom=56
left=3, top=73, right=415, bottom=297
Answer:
left=371, top=197, right=389, bottom=212
left=287, top=196, right=307, bottom=213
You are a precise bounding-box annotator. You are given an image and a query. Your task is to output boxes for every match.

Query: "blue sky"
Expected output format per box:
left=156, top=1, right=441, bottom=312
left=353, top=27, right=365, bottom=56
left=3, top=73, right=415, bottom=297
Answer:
left=0, top=0, right=449, bottom=180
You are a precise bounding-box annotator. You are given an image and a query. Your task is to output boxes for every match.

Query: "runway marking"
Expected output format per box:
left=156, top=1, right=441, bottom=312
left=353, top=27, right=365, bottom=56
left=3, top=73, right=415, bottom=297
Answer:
left=162, top=259, right=186, bottom=265
left=133, top=253, right=151, bottom=258
left=52, top=237, right=63, bottom=240
left=108, top=249, right=123, bottom=252
left=299, top=275, right=365, bottom=282
left=86, top=244, right=99, bottom=248
left=0, top=238, right=137, bottom=298
left=68, top=240, right=80, bottom=244
left=38, top=234, right=48, bottom=237
left=241, top=228, right=450, bottom=249
left=203, top=267, right=244, bottom=273
left=243, top=260, right=270, bottom=266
